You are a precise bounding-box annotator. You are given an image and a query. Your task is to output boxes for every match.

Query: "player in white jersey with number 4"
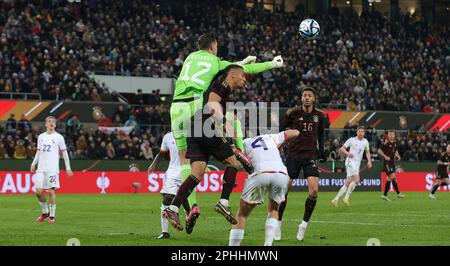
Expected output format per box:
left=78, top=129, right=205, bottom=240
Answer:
left=229, top=129, right=300, bottom=246
left=148, top=132, right=192, bottom=239
left=31, top=116, right=73, bottom=224
left=331, top=126, right=372, bottom=207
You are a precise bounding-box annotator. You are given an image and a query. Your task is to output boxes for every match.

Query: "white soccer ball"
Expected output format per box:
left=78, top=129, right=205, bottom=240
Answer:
left=299, top=19, right=320, bottom=40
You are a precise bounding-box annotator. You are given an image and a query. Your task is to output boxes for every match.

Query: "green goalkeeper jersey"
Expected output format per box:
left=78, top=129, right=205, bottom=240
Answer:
left=173, top=50, right=272, bottom=100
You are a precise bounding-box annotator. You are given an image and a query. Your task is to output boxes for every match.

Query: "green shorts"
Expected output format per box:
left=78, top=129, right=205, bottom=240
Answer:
left=170, top=97, right=203, bottom=150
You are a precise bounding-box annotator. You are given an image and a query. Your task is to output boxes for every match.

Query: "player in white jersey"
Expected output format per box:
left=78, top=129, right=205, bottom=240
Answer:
left=31, top=116, right=73, bottom=223
left=331, top=126, right=372, bottom=207
left=229, top=129, right=300, bottom=246
left=147, top=132, right=192, bottom=238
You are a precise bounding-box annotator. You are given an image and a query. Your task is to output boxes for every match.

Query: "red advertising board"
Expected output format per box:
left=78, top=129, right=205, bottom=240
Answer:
left=0, top=171, right=248, bottom=194
left=381, top=172, right=450, bottom=192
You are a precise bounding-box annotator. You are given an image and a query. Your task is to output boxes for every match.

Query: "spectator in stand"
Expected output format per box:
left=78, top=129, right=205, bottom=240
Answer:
left=97, top=114, right=113, bottom=127
left=0, top=142, right=9, bottom=159
left=133, top=89, right=145, bottom=105
left=26, top=142, right=37, bottom=159
left=87, top=142, right=98, bottom=159
left=116, top=143, right=129, bottom=159
left=140, top=140, right=154, bottom=160
left=66, top=114, right=81, bottom=137
left=124, top=114, right=140, bottom=132
left=13, top=139, right=27, bottom=159
left=106, top=142, right=116, bottom=159
left=6, top=114, right=17, bottom=131
left=17, top=114, right=31, bottom=132
left=97, top=141, right=108, bottom=159
left=91, top=88, right=102, bottom=102
left=0, top=1, right=448, bottom=112
left=113, top=105, right=129, bottom=124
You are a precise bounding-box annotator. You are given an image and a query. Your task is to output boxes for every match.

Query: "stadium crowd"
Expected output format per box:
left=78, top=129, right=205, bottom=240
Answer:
left=0, top=0, right=448, bottom=112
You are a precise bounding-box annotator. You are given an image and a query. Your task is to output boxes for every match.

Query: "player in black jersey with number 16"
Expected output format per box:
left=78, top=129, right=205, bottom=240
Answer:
left=277, top=87, right=326, bottom=241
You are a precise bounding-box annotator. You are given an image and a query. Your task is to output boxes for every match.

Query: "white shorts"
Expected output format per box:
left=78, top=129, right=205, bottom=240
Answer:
left=241, top=172, right=290, bottom=205
left=345, top=161, right=361, bottom=177
left=160, top=174, right=181, bottom=195
left=34, top=171, right=60, bottom=190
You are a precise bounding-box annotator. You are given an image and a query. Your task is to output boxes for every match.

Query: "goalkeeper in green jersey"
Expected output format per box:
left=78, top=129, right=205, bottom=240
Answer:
left=170, top=32, right=284, bottom=232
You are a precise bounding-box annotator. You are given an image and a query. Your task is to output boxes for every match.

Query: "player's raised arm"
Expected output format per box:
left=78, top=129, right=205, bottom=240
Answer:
left=218, top=55, right=284, bottom=75
left=284, top=129, right=300, bottom=142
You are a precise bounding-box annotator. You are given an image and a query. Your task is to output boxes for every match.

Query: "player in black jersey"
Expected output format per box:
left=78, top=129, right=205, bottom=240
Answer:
left=277, top=87, right=326, bottom=241
left=429, top=144, right=450, bottom=199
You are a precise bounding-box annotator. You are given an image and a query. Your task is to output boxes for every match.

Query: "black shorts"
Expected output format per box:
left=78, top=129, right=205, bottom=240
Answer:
left=383, top=162, right=396, bottom=175
left=186, top=136, right=234, bottom=163
left=436, top=171, right=449, bottom=180
left=286, top=157, right=319, bottom=179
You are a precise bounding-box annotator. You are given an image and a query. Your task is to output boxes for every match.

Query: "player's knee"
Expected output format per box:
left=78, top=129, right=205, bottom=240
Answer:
left=225, top=158, right=241, bottom=170
left=35, top=190, right=43, bottom=197
left=309, top=187, right=319, bottom=197
left=162, top=194, right=175, bottom=206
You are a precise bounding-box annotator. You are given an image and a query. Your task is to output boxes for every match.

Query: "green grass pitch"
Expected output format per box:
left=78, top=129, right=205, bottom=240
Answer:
left=0, top=192, right=449, bottom=246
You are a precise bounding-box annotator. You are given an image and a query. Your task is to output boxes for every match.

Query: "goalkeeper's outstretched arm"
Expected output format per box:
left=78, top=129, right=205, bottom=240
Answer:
left=219, top=55, right=284, bottom=75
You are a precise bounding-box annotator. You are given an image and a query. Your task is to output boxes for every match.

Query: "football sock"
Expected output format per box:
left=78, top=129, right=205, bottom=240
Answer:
left=219, top=199, right=229, bottom=207
left=392, top=180, right=400, bottom=194
left=182, top=200, right=191, bottom=214
left=220, top=167, right=238, bottom=201
left=38, top=201, right=49, bottom=214
left=264, top=218, right=278, bottom=246
left=161, top=204, right=169, bottom=233
left=431, top=183, right=440, bottom=194
left=181, top=164, right=197, bottom=207
left=229, top=229, right=244, bottom=246
left=303, top=195, right=317, bottom=222
left=300, top=220, right=308, bottom=228
left=172, top=175, right=200, bottom=209
left=344, top=181, right=357, bottom=200
left=384, top=181, right=391, bottom=196
left=334, top=185, right=348, bottom=201
left=49, top=204, right=56, bottom=218
left=278, top=193, right=288, bottom=221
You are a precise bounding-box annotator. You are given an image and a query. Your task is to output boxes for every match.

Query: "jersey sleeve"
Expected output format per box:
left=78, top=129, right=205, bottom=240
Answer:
left=160, top=134, right=169, bottom=152
left=343, top=138, right=352, bottom=148
left=58, top=135, right=67, bottom=151
left=270, top=132, right=287, bottom=146
left=218, top=59, right=272, bottom=75
left=37, top=135, right=42, bottom=150
left=242, top=138, right=255, bottom=154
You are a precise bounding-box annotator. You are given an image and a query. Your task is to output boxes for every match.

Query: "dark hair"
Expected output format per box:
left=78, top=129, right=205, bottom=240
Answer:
left=357, top=126, right=365, bottom=130
left=388, top=129, right=395, bottom=134
left=197, top=33, right=217, bottom=50
left=301, top=87, right=316, bottom=97
left=213, top=64, right=243, bottom=83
